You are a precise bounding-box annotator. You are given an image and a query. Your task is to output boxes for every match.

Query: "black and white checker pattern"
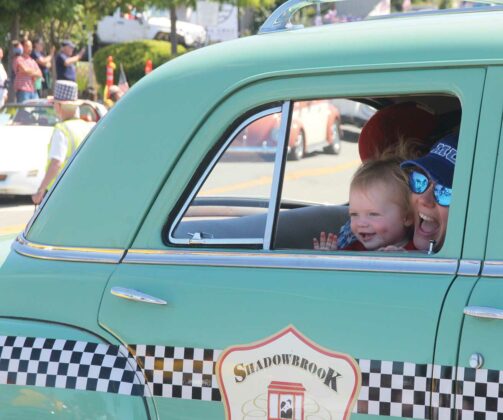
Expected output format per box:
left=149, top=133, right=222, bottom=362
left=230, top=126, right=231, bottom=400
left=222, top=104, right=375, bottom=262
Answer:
left=355, top=359, right=432, bottom=419
left=53, top=80, right=78, bottom=102
left=2, top=335, right=503, bottom=419
left=130, top=344, right=221, bottom=401
left=453, top=367, right=503, bottom=419
left=431, top=364, right=455, bottom=419
left=0, top=335, right=144, bottom=396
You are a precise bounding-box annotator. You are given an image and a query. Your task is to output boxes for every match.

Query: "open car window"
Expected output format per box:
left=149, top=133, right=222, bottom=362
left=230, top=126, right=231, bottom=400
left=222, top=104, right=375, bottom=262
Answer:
left=169, top=94, right=461, bottom=253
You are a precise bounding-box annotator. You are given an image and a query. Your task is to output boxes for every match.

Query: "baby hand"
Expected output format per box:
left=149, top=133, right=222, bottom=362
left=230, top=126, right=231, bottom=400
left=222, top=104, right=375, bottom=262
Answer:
left=313, top=231, right=338, bottom=251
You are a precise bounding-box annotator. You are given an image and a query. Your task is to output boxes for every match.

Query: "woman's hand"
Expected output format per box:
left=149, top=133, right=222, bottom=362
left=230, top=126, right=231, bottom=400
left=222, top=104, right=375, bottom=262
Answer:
left=313, top=231, right=338, bottom=251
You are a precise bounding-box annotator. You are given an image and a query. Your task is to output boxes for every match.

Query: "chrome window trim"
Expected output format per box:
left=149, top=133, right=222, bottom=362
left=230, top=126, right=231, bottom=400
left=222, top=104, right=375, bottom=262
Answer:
left=458, top=260, right=482, bottom=277
left=264, top=101, right=291, bottom=250
left=124, top=248, right=458, bottom=274
left=482, top=260, right=503, bottom=277
left=12, top=233, right=124, bottom=264
left=168, top=105, right=283, bottom=246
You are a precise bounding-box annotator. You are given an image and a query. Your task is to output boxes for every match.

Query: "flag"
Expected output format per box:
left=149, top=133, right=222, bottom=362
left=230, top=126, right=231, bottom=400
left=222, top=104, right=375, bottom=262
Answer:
left=118, top=63, right=129, bottom=93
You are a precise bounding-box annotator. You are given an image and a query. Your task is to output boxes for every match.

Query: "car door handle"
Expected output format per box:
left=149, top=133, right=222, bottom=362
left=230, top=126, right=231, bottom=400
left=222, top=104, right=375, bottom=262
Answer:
left=464, top=306, right=503, bottom=320
left=111, top=287, right=167, bottom=305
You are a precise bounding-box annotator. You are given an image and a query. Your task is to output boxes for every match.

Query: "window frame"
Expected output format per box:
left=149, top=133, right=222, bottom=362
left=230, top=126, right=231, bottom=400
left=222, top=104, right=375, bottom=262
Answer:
left=168, top=102, right=291, bottom=247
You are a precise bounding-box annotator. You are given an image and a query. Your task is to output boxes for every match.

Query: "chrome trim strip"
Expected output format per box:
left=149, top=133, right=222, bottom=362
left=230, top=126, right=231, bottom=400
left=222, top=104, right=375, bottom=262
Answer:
left=12, top=233, right=124, bottom=264
left=481, top=260, right=503, bottom=277
left=264, top=101, right=291, bottom=250
left=458, top=259, right=482, bottom=277
left=124, top=249, right=458, bottom=274
left=259, top=0, right=338, bottom=34
left=464, top=306, right=503, bottom=320
left=168, top=106, right=283, bottom=246
left=111, top=287, right=167, bottom=305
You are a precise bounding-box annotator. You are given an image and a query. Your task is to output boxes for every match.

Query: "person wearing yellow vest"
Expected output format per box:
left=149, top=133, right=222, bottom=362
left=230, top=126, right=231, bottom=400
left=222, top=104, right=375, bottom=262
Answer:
left=31, top=80, right=94, bottom=204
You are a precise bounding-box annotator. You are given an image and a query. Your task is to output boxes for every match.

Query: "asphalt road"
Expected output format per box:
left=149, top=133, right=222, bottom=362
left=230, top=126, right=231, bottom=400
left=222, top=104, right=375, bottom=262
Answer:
left=0, top=196, right=36, bottom=236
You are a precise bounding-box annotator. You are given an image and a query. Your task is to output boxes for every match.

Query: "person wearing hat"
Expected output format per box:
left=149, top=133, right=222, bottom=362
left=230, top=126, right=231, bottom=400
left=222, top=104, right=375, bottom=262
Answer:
left=55, top=40, right=85, bottom=82
left=401, top=133, right=458, bottom=252
left=32, top=80, right=95, bottom=204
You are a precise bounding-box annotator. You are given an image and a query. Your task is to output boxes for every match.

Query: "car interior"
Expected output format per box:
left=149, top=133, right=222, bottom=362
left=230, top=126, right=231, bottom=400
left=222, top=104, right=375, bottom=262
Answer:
left=170, top=94, right=461, bottom=251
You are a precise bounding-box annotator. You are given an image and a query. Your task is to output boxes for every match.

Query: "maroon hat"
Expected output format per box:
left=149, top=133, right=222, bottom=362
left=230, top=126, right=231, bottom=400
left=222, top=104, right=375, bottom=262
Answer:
left=358, top=102, right=437, bottom=161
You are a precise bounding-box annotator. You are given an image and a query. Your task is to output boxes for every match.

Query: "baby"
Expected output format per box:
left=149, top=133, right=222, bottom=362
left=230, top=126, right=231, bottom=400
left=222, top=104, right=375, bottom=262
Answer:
left=314, top=158, right=415, bottom=251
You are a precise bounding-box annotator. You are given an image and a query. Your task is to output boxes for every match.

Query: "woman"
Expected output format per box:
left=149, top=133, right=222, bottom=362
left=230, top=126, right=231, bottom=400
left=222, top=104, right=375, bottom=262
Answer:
left=401, top=133, right=458, bottom=252
left=31, top=37, right=54, bottom=97
left=13, top=39, right=42, bottom=103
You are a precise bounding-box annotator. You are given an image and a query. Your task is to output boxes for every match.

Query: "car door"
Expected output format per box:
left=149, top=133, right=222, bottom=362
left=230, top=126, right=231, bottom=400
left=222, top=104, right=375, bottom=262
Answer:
left=453, top=66, right=503, bottom=418
left=98, top=68, right=484, bottom=419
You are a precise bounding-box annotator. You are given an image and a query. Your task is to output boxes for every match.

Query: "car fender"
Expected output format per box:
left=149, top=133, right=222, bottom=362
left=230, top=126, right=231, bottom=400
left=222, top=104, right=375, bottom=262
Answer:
left=0, top=317, right=152, bottom=419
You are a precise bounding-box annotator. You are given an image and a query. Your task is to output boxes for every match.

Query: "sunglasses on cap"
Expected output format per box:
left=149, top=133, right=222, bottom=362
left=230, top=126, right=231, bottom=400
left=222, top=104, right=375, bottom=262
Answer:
left=408, top=170, right=452, bottom=207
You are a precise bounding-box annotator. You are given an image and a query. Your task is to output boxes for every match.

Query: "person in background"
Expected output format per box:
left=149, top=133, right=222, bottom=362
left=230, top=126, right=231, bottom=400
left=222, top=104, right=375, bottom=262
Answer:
left=104, top=85, right=123, bottom=108
left=31, top=37, right=55, bottom=97
left=82, top=86, right=98, bottom=101
left=55, top=40, right=84, bottom=82
left=31, top=80, right=95, bottom=205
left=0, top=47, right=8, bottom=107
left=13, top=39, right=41, bottom=103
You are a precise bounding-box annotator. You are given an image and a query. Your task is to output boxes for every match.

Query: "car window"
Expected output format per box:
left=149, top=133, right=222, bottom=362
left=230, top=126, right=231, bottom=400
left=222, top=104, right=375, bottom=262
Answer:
left=169, top=106, right=283, bottom=246
left=3, top=106, right=59, bottom=127
left=169, top=94, right=461, bottom=253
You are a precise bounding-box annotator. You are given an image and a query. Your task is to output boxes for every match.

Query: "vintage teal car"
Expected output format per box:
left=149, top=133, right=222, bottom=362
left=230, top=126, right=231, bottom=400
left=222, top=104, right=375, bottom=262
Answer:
left=1, top=1, right=503, bottom=418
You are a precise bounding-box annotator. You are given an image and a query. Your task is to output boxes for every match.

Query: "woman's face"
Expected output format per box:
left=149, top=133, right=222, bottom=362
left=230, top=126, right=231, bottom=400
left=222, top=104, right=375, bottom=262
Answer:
left=411, top=184, right=449, bottom=251
left=22, top=41, right=32, bottom=55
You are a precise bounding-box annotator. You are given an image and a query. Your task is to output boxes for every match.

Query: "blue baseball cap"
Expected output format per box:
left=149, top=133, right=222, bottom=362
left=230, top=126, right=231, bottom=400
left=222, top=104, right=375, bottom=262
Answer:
left=401, top=133, right=458, bottom=188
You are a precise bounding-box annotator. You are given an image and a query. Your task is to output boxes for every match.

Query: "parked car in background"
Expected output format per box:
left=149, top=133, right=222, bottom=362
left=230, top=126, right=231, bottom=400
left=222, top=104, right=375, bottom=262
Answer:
left=96, top=8, right=207, bottom=48
left=230, top=99, right=342, bottom=160
left=1, top=1, right=503, bottom=419
left=0, top=99, right=105, bottom=195
left=332, top=98, right=376, bottom=127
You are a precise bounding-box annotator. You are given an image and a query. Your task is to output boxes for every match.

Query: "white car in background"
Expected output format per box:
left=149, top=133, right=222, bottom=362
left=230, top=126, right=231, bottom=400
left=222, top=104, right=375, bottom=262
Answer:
left=0, top=99, right=106, bottom=196
left=96, top=8, right=207, bottom=48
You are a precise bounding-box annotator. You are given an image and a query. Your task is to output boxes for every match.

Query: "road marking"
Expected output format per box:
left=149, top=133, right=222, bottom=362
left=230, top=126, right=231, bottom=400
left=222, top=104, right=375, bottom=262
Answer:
left=0, top=205, right=34, bottom=212
left=0, top=224, right=26, bottom=236
left=201, top=159, right=360, bottom=195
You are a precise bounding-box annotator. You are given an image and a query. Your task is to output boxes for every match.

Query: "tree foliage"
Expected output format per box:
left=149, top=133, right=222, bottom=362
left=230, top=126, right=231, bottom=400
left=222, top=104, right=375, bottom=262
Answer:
left=93, top=40, right=185, bottom=86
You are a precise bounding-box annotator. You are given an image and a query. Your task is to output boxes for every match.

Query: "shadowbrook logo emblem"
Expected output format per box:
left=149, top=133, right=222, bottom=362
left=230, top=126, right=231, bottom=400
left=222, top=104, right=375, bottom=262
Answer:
left=216, top=326, right=361, bottom=420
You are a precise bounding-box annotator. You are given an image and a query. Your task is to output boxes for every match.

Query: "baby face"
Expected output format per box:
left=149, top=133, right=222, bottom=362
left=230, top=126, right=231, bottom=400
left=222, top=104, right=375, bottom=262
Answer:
left=349, top=184, right=411, bottom=250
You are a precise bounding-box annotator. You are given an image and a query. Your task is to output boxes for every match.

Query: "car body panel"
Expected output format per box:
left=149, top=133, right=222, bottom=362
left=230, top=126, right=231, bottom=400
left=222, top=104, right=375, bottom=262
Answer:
left=0, top=319, right=150, bottom=419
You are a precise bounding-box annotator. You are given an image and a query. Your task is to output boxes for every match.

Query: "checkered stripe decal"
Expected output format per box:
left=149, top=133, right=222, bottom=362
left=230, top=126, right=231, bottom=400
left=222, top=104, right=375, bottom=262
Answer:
left=2, top=336, right=503, bottom=418
left=129, top=344, right=222, bottom=401
left=355, top=360, right=503, bottom=419
left=453, top=367, right=503, bottom=419
left=0, top=336, right=145, bottom=396
left=355, top=359, right=432, bottom=418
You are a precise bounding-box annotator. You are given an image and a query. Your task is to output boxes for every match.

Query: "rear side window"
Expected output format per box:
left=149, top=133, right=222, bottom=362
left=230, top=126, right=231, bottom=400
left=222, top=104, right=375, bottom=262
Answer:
left=170, top=106, right=283, bottom=246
